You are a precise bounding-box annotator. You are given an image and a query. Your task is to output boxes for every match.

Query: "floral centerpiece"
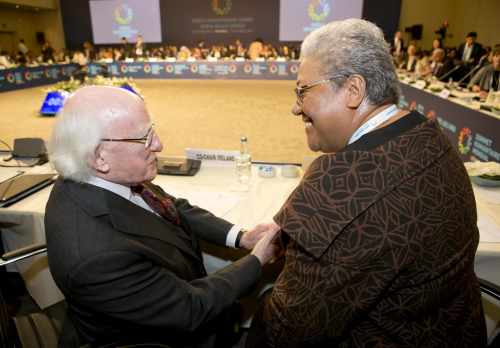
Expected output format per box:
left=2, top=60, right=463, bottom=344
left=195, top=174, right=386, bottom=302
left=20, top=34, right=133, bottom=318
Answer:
left=44, top=75, right=142, bottom=96
left=40, top=76, right=142, bottom=116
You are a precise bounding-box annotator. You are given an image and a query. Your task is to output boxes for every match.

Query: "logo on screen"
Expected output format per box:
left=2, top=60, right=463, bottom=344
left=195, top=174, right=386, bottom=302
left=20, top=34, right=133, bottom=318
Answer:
left=308, top=0, right=330, bottom=22
left=212, top=0, right=232, bottom=16
left=6, top=73, right=15, bottom=83
left=115, top=4, right=134, bottom=25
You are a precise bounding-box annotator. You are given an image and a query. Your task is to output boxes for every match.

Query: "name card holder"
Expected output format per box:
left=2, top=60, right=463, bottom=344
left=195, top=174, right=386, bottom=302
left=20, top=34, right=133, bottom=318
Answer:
left=438, top=89, right=451, bottom=99
left=185, top=148, right=240, bottom=166
left=414, top=80, right=426, bottom=90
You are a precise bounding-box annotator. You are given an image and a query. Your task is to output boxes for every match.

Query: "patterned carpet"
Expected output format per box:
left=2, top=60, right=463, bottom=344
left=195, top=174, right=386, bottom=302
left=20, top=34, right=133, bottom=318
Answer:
left=0, top=79, right=317, bottom=164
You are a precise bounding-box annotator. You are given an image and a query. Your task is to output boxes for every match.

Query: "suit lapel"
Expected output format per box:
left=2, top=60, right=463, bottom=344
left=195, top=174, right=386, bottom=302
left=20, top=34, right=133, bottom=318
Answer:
left=63, top=180, right=201, bottom=262
left=108, top=195, right=202, bottom=262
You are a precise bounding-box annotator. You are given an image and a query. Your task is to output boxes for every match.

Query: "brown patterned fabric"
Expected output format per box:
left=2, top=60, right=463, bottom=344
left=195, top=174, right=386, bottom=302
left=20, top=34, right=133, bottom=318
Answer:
left=259, top=119, right=486, bottom=347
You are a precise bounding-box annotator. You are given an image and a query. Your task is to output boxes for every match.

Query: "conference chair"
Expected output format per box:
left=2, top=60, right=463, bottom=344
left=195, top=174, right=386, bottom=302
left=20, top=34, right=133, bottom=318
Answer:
left=0, top=243, right=172, bottom=348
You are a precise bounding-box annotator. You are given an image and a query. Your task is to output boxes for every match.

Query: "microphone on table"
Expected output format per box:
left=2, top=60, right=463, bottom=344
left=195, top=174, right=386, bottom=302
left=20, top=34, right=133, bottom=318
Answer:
left=457, top=62, right=483, bottom=87
left=438, top=65, right=462, bottom=83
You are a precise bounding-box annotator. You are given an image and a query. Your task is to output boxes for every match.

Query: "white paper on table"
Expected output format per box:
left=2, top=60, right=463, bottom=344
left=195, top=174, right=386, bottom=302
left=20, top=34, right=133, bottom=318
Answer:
left=167, top=189, right=241, bottom=217
left=474, top=186, right=500, bottom=205
left=478, top=210, right=500, bottom=243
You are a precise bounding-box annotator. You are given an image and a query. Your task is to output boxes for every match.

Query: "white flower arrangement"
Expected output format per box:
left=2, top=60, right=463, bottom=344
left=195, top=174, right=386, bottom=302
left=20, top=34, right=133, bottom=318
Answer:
left=43, top=76, right=142, bottom=97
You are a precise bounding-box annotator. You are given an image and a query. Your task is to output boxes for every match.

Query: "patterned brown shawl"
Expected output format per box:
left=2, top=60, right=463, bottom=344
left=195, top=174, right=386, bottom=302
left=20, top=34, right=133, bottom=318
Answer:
left=260, top=119, right=486, bottom=347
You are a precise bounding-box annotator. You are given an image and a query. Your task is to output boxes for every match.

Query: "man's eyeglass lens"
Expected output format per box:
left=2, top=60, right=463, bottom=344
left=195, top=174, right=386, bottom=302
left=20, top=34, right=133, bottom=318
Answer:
left=101, top=124, right=155, bottom=148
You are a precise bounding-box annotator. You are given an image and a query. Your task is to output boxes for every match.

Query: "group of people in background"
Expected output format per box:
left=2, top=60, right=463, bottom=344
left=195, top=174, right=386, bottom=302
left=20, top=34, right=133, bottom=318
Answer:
left=0, top=36, right=300, bottom=70
left=2, top=29, right=498, bottom=95
left=392, top=30, right=499, bottom=93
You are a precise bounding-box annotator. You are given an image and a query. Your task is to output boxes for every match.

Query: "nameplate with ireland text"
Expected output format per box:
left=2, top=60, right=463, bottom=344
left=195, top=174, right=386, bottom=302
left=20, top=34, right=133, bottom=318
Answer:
left=185, top=148, right=239, bottom=165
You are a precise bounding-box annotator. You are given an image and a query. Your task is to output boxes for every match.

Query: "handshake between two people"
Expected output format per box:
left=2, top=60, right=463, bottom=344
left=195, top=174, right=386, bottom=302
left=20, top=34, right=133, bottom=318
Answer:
left=239, top=222, right=284, bottom=266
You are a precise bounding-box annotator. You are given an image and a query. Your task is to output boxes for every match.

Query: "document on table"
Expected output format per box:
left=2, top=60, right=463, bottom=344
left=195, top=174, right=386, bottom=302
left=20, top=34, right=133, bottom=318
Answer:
left=166, top=188, right=241, bottom=217
left=478, top=211, right=500, bottom=243
left=474, top=186, right=500, bottom=205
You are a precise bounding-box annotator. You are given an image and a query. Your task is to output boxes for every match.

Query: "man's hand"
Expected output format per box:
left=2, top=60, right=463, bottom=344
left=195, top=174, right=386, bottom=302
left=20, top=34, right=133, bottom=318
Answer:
left=250, top=226, right=280, bottom=265
left=239, top=222, right=280, bottom=250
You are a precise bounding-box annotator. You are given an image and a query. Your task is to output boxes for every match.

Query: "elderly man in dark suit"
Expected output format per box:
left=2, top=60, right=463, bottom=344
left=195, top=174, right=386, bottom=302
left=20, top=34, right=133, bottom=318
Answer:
left=45, top=86, right=278, bottom=348
left=430, top=48, right=455, bottom=80
left=247, top=18, right=486, bottom=348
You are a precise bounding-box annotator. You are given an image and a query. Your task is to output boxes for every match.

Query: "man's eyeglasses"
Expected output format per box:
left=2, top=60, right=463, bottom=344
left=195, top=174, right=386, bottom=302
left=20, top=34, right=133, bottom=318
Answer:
left=101, top=124, right=155, bottom=149
left=294, top=76, right=341, bottom=105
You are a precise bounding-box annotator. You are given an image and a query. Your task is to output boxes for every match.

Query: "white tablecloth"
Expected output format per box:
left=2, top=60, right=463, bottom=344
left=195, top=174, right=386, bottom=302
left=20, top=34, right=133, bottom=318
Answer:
left=0, top=163, right=300, bottom=308
left=1, top=163, right=499, bottom=310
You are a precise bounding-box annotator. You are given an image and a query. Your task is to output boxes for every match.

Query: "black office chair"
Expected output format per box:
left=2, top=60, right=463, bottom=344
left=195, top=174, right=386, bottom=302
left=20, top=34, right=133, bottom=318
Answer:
left=0, top=244, right=172, bottom=348
left=0, top=243, right=64, bottom=348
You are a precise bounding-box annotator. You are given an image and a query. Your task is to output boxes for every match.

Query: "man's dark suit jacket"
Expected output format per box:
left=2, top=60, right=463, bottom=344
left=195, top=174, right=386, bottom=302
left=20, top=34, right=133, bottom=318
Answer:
left=433, top=58, right=455, bottom=80
left=45, top=179, right=261, bottom=348
left=457, top=42, right=484, bottom=65
left=401, top=57, right=417, bottom=72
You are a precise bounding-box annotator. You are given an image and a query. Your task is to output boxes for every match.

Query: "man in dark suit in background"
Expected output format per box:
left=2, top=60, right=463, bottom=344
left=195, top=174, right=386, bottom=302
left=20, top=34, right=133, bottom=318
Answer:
left=458, top=32, right=484, bottom=66
left=430, top=48, right=455, bottom=80
left=121, top=36, right=132, bottom=59
left=457, top=32, right=484, bottom=81
left=45, top=86, right=279, bottom=348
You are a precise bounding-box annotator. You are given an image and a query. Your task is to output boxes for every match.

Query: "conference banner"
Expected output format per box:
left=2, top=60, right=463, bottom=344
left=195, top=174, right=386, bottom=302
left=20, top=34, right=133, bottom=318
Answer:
left=399, top=83, right=500, bottom=163
left=0, top=64, right=79, bottom=93
left=161, top=0, right=279, bottom=45
left=88, top=61, right=299, bottom=80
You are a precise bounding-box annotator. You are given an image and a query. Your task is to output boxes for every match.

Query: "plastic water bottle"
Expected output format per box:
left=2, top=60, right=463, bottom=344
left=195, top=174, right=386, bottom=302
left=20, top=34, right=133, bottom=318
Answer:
left=447, top=77, right=454, bottom=90
left=486, top=89, right=496, bottom=105
left=235, top=136, right=252, bottom=184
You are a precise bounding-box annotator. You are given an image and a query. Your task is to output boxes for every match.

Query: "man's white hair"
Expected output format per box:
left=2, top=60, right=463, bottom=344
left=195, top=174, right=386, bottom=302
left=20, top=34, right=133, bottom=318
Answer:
left=300, top=18, right=400, bottom=105
left=48, top=86, right=141, bottom=182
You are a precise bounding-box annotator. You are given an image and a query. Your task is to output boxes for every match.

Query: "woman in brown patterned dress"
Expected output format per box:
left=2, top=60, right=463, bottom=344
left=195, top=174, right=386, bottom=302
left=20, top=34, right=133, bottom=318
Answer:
left=247, top=19, right=486, bottom=348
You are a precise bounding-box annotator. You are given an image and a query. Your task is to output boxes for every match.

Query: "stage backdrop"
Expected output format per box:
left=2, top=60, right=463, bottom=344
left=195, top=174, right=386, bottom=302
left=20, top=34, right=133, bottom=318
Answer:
left=60, top=0, right=401, bottom=49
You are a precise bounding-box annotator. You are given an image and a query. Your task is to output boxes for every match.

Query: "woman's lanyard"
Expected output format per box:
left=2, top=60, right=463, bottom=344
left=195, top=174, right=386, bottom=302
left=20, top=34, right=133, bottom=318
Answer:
left=348, top=104, right=399, bottom=145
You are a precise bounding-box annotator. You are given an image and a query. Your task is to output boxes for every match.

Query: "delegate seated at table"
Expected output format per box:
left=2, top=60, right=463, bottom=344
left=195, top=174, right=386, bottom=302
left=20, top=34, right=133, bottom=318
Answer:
left=44, top=85, right=279, bottom=348
left=469, top=45, right=500, bottom=98
left=247, top=18, right=487, bottom=348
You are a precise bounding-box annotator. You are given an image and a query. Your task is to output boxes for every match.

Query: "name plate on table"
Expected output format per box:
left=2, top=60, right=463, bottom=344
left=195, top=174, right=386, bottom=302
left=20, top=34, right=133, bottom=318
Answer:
left=414, top=80, right=427, bottom=90
left=185, top=148, right=239, bottom=165
left=438, top=89, right=451, bottom=99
